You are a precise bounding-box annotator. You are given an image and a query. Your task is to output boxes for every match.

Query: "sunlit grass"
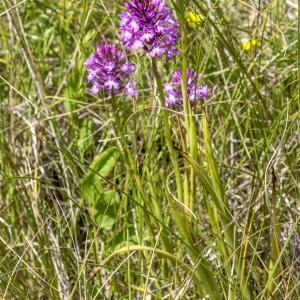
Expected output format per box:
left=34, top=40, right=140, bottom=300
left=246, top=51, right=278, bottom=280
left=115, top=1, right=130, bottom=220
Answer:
left=0, top=0, right=299, bottom=299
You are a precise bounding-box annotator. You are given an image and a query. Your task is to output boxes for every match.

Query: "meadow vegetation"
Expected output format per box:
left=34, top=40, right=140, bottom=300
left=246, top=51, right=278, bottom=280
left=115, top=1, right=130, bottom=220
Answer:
left=0, top=0, right=299, bottom=299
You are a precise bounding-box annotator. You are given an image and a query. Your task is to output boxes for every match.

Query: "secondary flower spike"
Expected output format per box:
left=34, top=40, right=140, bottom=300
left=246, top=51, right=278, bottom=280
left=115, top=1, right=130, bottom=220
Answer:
left=164, top=70, right=209, bottom=107
left=119, top=0, right=179, bottom=59
left=85, top=43, right=138, bottom=97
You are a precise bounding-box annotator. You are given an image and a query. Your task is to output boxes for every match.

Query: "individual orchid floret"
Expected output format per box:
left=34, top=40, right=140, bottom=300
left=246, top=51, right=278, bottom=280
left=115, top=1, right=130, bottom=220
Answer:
left=125, top=81, right=139, bottom=97
left=84, top=43, right=138, bottom=97
left=163, top=69, right=209, bottom=107
left=119, top=0, right=179, bottom=59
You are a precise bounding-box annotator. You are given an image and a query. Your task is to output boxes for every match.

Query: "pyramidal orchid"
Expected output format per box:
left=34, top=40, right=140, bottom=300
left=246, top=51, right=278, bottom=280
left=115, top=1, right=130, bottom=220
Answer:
left=164, top=70, right=209, bottom=107
left=85, top=43, right=138, bottom=97
left=119, top=0, right=179, bottom=59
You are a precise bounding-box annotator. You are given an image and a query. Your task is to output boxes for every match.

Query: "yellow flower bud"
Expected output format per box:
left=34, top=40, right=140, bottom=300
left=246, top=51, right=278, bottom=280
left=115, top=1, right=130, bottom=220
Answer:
left=242, top=39, right=257, bottom=51
left=185, top=11, right=202, bottom=27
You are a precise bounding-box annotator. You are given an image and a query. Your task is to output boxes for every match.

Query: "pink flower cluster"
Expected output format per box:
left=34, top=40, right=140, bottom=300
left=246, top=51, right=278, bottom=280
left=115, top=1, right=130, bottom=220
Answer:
left=164, top=70, right=209, bottom=107
left=85, top=43, right=138, bottom=97
left=84, top=0, right=209, bottom=106
left=119, top=0, right=179, bottom=59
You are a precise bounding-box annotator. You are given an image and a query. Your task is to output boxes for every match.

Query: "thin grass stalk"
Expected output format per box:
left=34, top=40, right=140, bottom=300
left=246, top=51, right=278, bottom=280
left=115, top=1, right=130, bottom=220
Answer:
left=261, top=213, right=300, bottom=299
left=298, top=0, right=300, bottom=147
left=201, top=113, right=252, bottom=299
left=175, top=0, right=197, bottom=214
left=111, top=95, right=176, bottom=260
left=267, top=171, right=281, bottom=298
left=152, top=59, right=184, bottom=202
left=240, top=209, right=255, bottom=299
left=151, top=61, right=222, bottom=299
left=162, top=180, right=222, bottom=299
left=111, top=95, right=150, bottom=208
left=152, top=54, right=221, bottom=300
left=175, top=2, right=236, bottom=296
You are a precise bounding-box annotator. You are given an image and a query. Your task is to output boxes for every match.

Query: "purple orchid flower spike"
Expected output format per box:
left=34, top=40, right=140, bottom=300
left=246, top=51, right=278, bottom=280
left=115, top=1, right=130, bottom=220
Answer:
left=164, top=69, right=209, bottom=107
left=84, top=43, right=138, bottom=97
left=119, top=0, right=179, bottom=59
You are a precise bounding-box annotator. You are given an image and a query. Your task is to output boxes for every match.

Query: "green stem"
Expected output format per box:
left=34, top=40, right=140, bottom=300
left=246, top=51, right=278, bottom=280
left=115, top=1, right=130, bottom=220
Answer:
left=152, top=60, right=222, bottom=300
left=202, top=113, right=252, bottom=300
left=152, top=59, right=183, bottom=202
left=111, top=95, right=173, bottom=253
left=111, top=95, right=150, bottom=214
left=180, top=30, right=198, bottom=212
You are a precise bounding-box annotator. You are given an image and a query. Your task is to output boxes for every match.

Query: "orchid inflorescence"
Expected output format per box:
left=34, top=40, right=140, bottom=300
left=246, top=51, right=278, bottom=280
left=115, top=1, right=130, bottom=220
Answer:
left=164, top=70, right=209, bottom=107
left=84, top=43, right=138, bottom=97
left=84, top=0, right=209, bottom=106
left=119, top=0, right=179, bottom=59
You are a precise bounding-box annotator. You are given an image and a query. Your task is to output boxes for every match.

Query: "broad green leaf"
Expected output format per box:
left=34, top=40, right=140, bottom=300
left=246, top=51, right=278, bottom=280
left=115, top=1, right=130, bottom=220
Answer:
left=93, top=191, right=120, bottom=230
left=85, top=146, right=118, bottom=179
left=81, top=175, right=103, bottom=205
left=106, top=225, right=136, bottom=251
left=78, top=118, right=93, bottom=158
left=81, top=147, right=119, bottom=229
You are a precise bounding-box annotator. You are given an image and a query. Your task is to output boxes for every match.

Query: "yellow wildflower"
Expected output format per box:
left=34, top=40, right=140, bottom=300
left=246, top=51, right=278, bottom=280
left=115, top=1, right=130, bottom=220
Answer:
left=242, top=39, right=257, bottom=51
left=185, top=11, right=202, bottom=27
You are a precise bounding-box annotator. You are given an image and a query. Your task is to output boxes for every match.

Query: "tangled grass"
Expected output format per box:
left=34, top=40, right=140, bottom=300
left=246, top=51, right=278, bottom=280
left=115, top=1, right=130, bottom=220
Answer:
left=0, top=0, right=299, bottom=299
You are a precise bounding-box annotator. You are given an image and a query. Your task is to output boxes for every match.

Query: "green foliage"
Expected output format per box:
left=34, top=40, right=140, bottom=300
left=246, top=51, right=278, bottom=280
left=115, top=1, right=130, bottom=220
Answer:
left=78, top=118, right=93, bottom=158
left=81, top=147, right=119, bottom=230
left=0, top=0, right=299, bottom=299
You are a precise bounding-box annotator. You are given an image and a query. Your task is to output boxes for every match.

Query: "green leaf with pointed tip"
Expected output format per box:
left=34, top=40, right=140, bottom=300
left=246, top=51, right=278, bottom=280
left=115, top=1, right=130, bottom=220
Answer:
left=85, top=146, right=118, bottom=180
left=78, top=118, right=93, bottom=158
left=93, top=190, right=120, bottom=230
left=81, top=147, right=119, bottom=229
